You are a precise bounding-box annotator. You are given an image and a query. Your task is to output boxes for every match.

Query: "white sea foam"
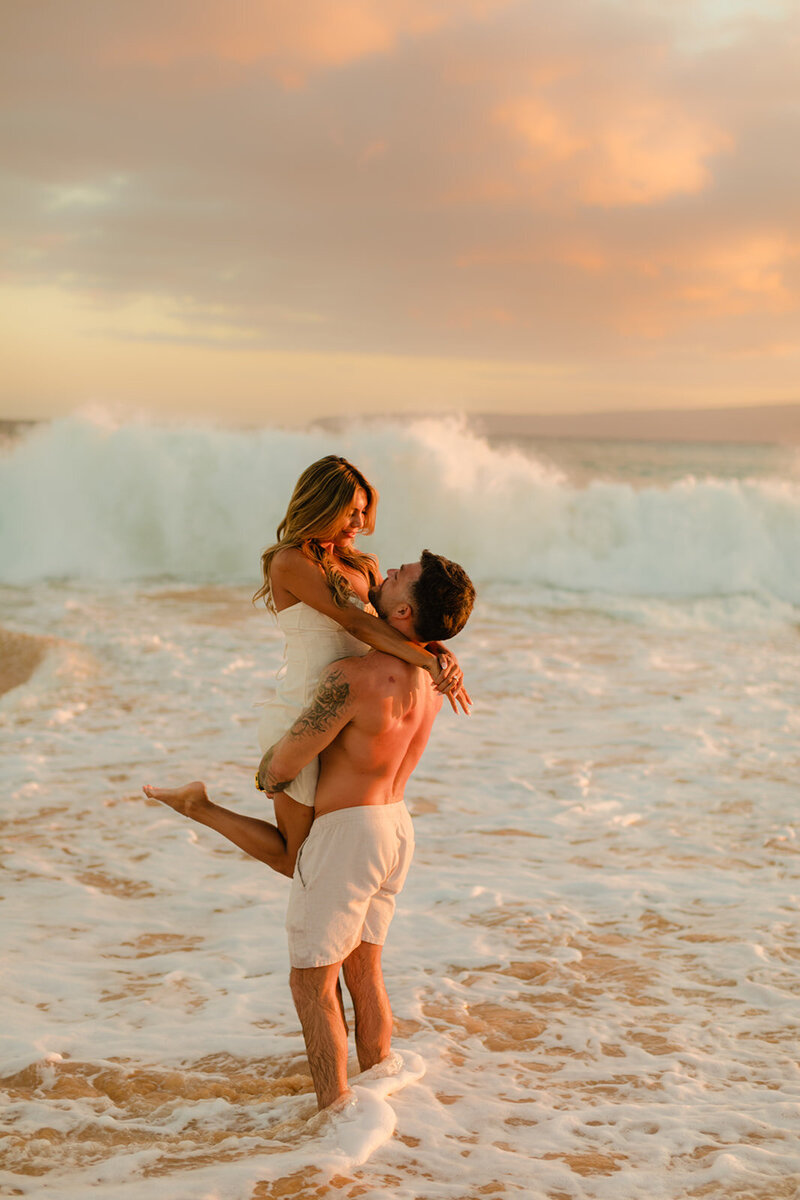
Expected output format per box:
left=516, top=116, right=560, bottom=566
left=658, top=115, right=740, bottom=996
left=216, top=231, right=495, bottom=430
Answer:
left=2, top=429, right=799, bottom=1197
left=2, top=413, right=800, bottom=610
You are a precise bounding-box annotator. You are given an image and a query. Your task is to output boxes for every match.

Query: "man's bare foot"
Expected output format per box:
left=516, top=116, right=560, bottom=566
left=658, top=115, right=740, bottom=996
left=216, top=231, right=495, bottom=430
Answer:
left=142, top=780, right=210, bottom=820
left=306, top=1088, right=357, bottom=1127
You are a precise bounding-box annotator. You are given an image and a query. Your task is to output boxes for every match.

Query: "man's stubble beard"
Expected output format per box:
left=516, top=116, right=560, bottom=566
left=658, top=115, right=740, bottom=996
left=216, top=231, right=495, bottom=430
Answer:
left=368, top=583, right=386, bottom=618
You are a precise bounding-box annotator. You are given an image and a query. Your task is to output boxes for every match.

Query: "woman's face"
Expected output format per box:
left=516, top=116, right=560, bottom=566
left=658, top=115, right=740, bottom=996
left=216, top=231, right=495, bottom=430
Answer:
left=330, top=487, right=369, bottom=549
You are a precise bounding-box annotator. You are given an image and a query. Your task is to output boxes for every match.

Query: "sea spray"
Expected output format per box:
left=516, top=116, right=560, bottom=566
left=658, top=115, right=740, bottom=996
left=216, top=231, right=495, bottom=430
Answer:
left=2, top=413, right=800, bottom=604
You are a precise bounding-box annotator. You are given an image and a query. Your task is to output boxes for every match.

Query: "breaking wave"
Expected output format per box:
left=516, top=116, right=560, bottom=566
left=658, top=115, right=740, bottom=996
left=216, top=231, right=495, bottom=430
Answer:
left=2, top=414, right=799, bottom=605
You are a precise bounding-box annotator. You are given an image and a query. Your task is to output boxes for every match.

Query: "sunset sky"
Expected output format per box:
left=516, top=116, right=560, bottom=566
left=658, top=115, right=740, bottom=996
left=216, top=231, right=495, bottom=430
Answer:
left=2, top=0, right=799, bottom=426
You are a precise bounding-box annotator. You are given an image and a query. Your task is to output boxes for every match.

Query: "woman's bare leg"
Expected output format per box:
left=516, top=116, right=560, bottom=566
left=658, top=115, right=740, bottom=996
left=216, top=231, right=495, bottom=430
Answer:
left=142, top=782, right=312, bottom=878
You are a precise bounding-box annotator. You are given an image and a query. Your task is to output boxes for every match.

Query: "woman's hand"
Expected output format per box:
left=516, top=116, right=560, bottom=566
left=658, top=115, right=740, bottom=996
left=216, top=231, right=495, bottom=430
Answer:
left=429, top=649, right=471, bottom=714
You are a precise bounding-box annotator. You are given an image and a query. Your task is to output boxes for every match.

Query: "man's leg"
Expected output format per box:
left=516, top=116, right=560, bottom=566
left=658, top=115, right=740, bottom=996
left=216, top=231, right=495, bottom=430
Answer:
left=342, top=941, right=392, bottom=1072
left=142, top=782, right=312, bottom=877
left=290, top=962, right=349, bottom=1110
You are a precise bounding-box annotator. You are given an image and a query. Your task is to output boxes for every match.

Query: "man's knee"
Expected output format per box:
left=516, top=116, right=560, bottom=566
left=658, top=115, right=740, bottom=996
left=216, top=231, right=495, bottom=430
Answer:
left=289, top=967, right=304, bottom=1003
left=342, top=941, right=384, bottom=992
left=290, top=964, right=339, bottom=1012
left=290, top=966, right=318, bottom=1014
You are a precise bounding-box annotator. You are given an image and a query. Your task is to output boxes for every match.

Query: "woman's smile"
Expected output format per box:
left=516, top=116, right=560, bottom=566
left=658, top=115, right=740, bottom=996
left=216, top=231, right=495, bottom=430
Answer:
left=333, top=487, right=368, bottom=545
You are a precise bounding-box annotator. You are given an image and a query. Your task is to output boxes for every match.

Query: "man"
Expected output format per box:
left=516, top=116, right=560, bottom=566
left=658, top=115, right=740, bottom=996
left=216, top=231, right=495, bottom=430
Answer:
left=257, top=550, right=475, bottom=1111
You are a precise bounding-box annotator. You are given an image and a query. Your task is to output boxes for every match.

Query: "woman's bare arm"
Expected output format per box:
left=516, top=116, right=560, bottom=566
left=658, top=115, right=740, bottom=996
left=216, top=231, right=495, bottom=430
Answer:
left=271, top=548, right=469, bottom=711
left=272, top=548, right=439, bottom=670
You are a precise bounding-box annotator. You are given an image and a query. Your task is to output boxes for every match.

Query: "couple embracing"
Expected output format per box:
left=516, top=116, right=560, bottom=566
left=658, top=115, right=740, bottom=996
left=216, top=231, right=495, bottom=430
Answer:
left=144, top=455, right=475, bottom=1112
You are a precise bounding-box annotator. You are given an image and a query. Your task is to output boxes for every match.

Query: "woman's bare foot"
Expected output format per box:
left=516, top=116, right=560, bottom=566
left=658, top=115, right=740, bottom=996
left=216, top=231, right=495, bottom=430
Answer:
left=142, top=780, right=211, bottom=820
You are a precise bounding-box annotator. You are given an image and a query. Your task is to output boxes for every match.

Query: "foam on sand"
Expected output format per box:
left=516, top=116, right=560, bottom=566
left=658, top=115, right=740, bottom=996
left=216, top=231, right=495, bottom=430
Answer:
left=307, top=1084, right=398, bottom=1172
left=0, top=1049, right=424, bottom=1199
left=304, top=1051, right=426, bottom=1172
left=352, top=1048, right=427, bottom=1098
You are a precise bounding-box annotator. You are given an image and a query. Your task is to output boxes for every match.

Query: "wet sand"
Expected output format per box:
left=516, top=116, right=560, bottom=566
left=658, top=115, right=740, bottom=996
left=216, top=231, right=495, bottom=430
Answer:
left=0, top=627, right=50, bottom=697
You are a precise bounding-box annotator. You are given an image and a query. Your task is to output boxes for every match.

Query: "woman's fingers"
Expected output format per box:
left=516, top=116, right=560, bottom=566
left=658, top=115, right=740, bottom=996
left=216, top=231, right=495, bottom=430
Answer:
left=434, top=652, right=459, bottom=690
left=442, top=675, right=471, bottom=714
left=431, top=652, right=470, bottom=713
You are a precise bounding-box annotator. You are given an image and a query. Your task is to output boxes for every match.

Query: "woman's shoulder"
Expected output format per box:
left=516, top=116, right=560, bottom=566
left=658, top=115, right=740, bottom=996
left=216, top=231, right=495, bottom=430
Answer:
left=271, top=544, right=315, bottom=578
left=270, top=544, right=334, bottom=611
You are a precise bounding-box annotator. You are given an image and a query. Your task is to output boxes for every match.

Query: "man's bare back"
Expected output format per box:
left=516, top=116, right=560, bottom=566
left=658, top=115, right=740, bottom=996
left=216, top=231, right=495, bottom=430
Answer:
left=314, top=653, right=442, bottom=815
left=263, top=650, right=442, bottom=817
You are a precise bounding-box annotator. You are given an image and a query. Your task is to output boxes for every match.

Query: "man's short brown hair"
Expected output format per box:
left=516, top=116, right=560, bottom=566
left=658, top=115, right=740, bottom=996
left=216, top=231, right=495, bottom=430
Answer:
left=411, top=550, right=475, bottom=642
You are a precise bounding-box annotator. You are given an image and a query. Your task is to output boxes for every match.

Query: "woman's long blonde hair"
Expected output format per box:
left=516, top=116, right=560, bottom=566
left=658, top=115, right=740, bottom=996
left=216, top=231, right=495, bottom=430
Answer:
left=254, top=455, right=379, bottom=612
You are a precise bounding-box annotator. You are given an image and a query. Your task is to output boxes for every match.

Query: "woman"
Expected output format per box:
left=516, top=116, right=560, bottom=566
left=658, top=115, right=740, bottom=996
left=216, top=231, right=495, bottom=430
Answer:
left=144, top=455, right=467, bottom=877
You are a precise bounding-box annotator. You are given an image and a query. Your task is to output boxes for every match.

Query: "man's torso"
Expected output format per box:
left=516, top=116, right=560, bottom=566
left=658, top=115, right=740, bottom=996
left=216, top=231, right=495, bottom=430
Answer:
left=313, top=652, right=442, bottom=816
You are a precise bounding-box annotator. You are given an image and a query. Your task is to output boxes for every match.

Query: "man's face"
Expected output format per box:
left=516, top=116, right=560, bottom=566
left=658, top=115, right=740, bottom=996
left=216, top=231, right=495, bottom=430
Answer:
left=370, top=560, right=422, bottom=620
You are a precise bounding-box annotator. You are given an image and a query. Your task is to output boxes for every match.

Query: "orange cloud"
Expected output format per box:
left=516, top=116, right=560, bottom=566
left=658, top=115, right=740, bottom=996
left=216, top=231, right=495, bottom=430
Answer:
left=496, top=92, right=732, bottom=206
left=100, top=0, right=510, bottom=86
left=497, top=97, right=586, bottom=163
left=609, top=234, right=800, bottom=339
left=455, top=239, right=608, bottom=274
left=444, top=303, right=518, bottom=330
left=675, top=235, right=800, bottom=316
left=451, top=228, right=800, bottom=348
left=582, top=103, right=732, bottom=206
left=358, top=139, right=389, bottom=166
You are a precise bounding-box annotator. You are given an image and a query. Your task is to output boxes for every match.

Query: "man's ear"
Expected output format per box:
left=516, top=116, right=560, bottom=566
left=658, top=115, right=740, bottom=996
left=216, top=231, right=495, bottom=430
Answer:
left=395, top=601, right=413, bottom=621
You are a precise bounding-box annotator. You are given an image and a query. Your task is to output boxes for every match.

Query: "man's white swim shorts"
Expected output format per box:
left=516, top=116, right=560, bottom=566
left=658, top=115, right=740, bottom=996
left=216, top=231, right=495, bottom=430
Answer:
left=286, top=801, right=415, bottom=968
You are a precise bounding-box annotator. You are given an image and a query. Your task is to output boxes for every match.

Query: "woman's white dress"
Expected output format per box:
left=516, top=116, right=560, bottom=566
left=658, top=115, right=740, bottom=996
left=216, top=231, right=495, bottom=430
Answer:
left=257, top=600, right=373, bottom=807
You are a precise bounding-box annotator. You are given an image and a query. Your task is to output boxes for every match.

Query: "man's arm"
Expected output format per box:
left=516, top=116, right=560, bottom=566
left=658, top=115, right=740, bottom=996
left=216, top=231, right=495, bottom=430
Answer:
left=257, top=663, right=357, bottom=793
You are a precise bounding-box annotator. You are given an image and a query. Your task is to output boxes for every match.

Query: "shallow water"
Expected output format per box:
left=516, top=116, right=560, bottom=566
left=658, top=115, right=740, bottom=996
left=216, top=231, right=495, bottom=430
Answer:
left=2, top=573, right=799, bottom=1199
left=2, top=418, right=800, bottom=1197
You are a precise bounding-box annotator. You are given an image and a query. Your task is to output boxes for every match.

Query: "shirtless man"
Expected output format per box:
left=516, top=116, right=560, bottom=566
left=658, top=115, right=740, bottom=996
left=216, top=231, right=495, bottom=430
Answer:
left=258, top=551, right=475, bottom=1111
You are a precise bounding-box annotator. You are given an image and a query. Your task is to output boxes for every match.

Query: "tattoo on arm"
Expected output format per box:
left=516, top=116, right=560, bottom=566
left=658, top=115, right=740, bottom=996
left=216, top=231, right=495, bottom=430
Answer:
left=264, top=758, right=293, bottom=792
left=256, top=670, right=351, bottom=793
left=290, top=669, right=351, bottom=738
left=258, top=746, right=293, bottom=794
left=265, top=772, right=292, bottom=794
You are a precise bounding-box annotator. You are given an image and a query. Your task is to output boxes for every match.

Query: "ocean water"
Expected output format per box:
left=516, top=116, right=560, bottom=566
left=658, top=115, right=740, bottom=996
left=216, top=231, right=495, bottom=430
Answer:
left=1, top=414, right=799, bottom=1199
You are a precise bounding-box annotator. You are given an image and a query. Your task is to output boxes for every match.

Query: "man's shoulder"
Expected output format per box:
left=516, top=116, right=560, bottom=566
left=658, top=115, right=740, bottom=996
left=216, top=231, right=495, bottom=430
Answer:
left=318, top=657, right=362, bottom=688
left=351, top=653, right=430, bottom=705
left=316, top=655, right=371, bottom=703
